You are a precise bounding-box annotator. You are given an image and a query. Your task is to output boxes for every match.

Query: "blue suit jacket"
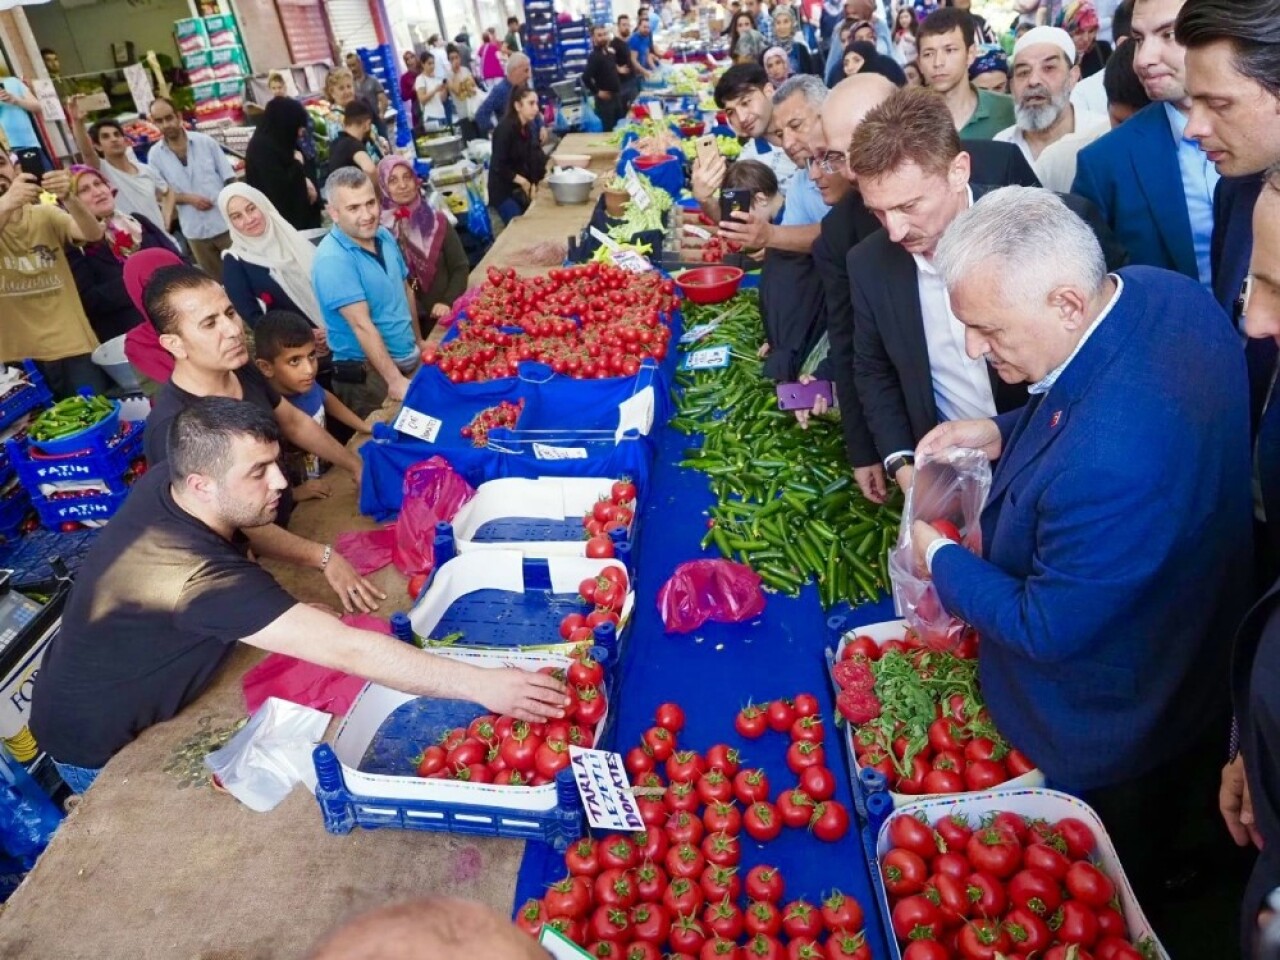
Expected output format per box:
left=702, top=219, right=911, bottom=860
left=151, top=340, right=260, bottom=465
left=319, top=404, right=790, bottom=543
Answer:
left=933, top=266, right=1252, bottom=792
left=1072, top=103, right=1198, bottom=281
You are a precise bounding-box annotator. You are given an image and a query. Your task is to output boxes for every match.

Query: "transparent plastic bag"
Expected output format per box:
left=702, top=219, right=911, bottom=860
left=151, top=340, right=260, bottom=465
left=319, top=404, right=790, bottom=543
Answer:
left=392, top=456, right=476, bottom=578
left=204, top=698, right=330, bottom=813
left=888, top=448, right=992, bottom=649
left=657, top=559, right=767, bottom=633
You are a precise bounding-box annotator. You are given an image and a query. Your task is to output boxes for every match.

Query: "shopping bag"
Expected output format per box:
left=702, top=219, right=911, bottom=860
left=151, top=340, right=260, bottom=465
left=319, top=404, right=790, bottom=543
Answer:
left=392, top=456, right=477, bottom=577
left=657, top=559, right=767, bottom=633
left=580, top=97, right=604, bottom=133
left=887, top=448, right=992, bottom=649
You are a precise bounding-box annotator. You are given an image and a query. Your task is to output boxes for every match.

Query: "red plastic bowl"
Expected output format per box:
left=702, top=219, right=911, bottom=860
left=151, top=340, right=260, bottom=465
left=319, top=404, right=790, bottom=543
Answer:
left=634, top=153, right=678, bottom=172
left=675, top=266, right=744, bottom=304
left=678, top=121, right=705, bottom=137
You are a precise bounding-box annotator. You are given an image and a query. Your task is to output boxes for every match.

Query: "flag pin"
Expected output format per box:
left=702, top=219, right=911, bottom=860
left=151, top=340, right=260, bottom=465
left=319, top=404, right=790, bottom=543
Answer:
left=1049, top=410, right=1062, bottom=428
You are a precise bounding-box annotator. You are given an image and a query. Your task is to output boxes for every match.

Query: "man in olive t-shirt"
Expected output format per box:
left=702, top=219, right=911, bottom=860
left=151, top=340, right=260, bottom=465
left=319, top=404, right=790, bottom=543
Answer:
left=0, top=147, right=112, bottom=396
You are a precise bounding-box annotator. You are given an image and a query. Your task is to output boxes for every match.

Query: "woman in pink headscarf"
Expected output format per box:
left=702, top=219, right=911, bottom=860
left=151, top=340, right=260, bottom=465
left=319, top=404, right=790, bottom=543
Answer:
left=1058, top=0, right=1111, bottom=78
left=376, top=156, right=470, bottom=327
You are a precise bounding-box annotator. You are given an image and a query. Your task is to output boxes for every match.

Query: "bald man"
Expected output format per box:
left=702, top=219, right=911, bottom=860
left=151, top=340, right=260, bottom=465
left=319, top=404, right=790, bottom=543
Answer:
left=308, top=898, right=549, bottom=960
left=812, top=76, right=1043, bottom=503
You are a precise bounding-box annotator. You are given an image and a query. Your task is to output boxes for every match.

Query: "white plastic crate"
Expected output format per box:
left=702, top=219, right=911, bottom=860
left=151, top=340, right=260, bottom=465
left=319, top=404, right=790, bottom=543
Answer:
left=449, top=477, right=633, bottom=557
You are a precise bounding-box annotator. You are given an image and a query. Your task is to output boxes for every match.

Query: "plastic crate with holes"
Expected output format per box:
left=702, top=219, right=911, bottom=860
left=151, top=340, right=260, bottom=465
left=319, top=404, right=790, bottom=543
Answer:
left=312, top=644, right=617, bottom=848
left=0, top=363, right=51, bottom=435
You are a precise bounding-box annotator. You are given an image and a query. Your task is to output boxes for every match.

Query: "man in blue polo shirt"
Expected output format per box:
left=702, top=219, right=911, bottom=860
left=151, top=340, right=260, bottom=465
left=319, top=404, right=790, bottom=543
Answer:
left=312, top=167, right=423, bottom=417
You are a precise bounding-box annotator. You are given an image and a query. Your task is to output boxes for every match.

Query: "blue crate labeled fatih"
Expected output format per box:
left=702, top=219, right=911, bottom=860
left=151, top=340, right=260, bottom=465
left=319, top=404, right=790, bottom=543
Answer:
left=408, top=550, right=634, bottom=658
left=32, top=487, right=128, bottom=528
left=8, top=420, right=144, bottom=494
left=313, top=646, right=614, bottom=848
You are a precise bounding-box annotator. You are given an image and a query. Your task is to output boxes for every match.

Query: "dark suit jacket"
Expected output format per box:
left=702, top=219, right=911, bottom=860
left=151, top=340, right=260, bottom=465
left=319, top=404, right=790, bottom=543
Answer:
left=850, top=186, right=1128, bottom=463
left=817, top=141, right=1040, bottom=468
left=1072, top=102, right=1198, bottom=279
left=934, top=266, right=1251, bottom=791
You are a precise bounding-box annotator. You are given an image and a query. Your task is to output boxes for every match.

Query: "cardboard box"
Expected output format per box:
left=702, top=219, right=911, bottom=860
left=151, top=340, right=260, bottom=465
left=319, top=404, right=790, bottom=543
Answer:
left=202, top=13, right=241, bottom=48
left=174, top=17, right=210, bottom=55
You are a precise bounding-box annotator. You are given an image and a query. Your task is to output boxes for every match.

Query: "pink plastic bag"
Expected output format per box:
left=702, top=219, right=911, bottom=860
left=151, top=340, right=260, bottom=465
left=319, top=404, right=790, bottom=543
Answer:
left=888, top=448, right=991, bottom=650
left=241, top=615, right=392, bottom=715
left=657, top=559, right=767, bottom=633
left=392, top=456, right=476, bottom=577
left=335, top=526, right=396, bottom=575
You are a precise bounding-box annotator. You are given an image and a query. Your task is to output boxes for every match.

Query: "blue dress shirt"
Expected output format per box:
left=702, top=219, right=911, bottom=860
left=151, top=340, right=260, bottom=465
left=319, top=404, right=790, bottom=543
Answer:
left=1164, top=102, right=1220, bottom=289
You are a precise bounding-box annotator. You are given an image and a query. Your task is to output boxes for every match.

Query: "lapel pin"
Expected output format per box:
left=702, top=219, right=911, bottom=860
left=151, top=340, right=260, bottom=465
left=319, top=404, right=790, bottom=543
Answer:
left=1049, top=411, right=1062, bottom=428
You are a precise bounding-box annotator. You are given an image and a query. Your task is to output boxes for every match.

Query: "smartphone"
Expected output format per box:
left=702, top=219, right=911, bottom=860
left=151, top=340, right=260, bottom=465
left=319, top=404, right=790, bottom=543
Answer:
left=720, top=188, right=752, bottom=223
left=776, top=379, right=835, bottom=411
left=695, top=134, right=717, bottom=165
left=15, top=150, right=44, bottom=181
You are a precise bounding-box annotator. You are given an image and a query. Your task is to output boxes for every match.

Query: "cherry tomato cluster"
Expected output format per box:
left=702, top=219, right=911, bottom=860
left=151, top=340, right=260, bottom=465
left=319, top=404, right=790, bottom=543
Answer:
left=461, top=399, right=525, bottom=446
left=882, top=809, right=1152, bottom=960
left=560, top=564, right=630, bottom=643
left=413, top=655, right=608, bottom=786
left=517, top=699, right=868, bottom=959
left=584, top=479, right=638, bottom=538
left=835, top=633, right=1036, bottom=797
left=698, top=236, right=740, bottom=264
left=420, top=265, right=679, bottom=383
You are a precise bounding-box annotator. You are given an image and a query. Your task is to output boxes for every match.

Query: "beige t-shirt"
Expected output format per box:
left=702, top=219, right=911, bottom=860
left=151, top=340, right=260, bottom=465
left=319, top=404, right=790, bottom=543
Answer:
left=0, top=204, right=99, bottom=362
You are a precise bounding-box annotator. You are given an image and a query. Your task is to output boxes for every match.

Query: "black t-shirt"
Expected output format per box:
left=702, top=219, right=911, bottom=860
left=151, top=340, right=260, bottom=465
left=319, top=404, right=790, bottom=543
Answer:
left=328, top=132, right=368, bottom=174
left=144, top=365, right=281, bottom=466
left=610, top=37, right=632, bottom=75
left=29, top=469, right=298, bottom=768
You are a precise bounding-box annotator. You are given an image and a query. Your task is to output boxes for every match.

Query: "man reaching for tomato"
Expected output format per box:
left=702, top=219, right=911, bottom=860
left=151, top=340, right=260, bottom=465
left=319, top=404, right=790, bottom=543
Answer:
left=29, top=399, right=568, bottom=795
left=908, top=188, right=1253, bottom=953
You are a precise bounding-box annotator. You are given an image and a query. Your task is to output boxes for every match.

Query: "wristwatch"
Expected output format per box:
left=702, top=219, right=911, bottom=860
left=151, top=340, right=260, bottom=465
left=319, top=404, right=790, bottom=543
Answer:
left=885, top=453, right=914, bottom=481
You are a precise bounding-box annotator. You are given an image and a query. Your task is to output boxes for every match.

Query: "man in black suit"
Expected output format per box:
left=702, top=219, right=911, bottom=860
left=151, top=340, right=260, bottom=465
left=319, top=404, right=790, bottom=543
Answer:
left=813, top=78, right=1041, bottom=502
left=583, top=24, right=623, bottom=132
left=847, top=87, right=1128, bottom=491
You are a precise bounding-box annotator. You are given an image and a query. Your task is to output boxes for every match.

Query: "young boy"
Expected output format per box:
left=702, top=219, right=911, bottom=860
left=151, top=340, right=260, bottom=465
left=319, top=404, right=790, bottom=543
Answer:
left=254, top=311, right=372, bottom=501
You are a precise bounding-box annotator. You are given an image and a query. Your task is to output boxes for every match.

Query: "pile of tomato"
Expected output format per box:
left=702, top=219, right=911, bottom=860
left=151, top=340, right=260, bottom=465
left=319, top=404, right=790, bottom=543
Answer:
left=835, top=633, right=1037, bottom=797
left=583, top=478, right=638, bottom=538
left=421, top=265, right=679, bottom=383
left=461, top=399, right=525, bottom=446
left=560, top=564, right=630, bottom=643
left=413, top=650, right=608, bottom=786
left=518, top=698, right=867, bottom=958
left=881, top=809, right=1153, bottom=960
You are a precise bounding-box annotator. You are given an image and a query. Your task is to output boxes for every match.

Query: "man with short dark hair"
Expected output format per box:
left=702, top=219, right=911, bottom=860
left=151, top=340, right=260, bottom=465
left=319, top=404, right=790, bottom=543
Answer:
left=612, top=16, right=641, bottom=108
left=505, top=16, right=523, bottom=52
left=345, top=51, right=389, bottom=138
left=328, top=100, right=379, bottom=177
left=1100, top=39, right=1150, bottom=126
left=313, top=167, right=422, bottom=414
left=847, top=87, right=1125, bottom=492
left=67, top=96, right=174, bottom=237
left=29, top=397, right=569, bottom=794
left=630, top=12, right=659, bottom=72
left=584, top=24, right=624, bottom=132
left=918, top=8, right=1016, bottom=138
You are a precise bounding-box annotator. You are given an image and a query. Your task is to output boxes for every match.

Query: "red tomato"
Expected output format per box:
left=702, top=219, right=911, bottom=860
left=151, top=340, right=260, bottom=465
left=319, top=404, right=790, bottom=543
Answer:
left=655, top=702, right=686, bottom=733
left=535, top=738, right=572, bottom=779
left=966, top=827, right=1023, bottom=879
left=745, top=899, right=782, bottom=937
left=736, top=704, right=768, bottom=739
left=766, top=699, right=797, bottom=732
left=611, top=478, right=637, bottom=504
left=965, top=872, right=1007, bottom=918
left=928, top=717, right=970, bottom=754
left=926, top=872, right=970, bottom=928
left=992, top=812, right=1029, bottom=843
left=585, top=535, right=616, bottom=558
left=733, top=768, right=770, bottom=805
left=703, top=800, right=741, bottom=836
left=667, top=750, right=706, bottom=782
left=500, top=724, right=543, bottom=773
left=703, top=898, right=744, bottom=941
left=745, top=865, right=785, bottom=903
left=1006, top=749, right=1037, bottom=778
left=964, top=759, right=1009, bottom=792
left=566, top=838, right=599, bottom=877
left=665, top=780, right=700, bottom=814
left=630, top=902, right=671, bottom=944
left=956, top=918, right=1010, bottom=960
left=701, top=864, right=742, bottom=903
left=935, top=814, right=973, bottom=852
left=1057, top=900, right=1100, bottom=946
left=669, top=914, right=709, bottom=954
left=545, top=876, right=592, bottom=920
left=662, top=877, right=705, bottom=917
left=704, top=744, right=741, bottom=777
left=1024, top=841, right=1071, bottom=881
left=891, top=895, right=943, bottom=942
left=786, top=939, right=825, bottom=960
left=932, top=852, right=970, bottom=881
left=1094, top=939, right=1143, bottom=960
left=1007, top=868, right=1061, bottom=917
left=781, top=900, right=822, bottom=940
left=791, top=715, right=825, bottom=743
left=598, top=836, right=638, bottom=871
left=576, top=685, right=608, bottom=726
left=589, top=903, right=631, bottom=943
left=1094, top=907, right=1127, bottom=941
left=635, top=860, right=668, bottom=902
left=882, top=848, right=929, bottom=897
left=1065, top=862, right=1116, bottom=908
left=408, top=572, right=428, bottom=598
left=842, top=636, right=882, bottom=661
left=810, top=800, right=850, bottom=842
left=415, top=745, right=446, bottom=777
left=543, top=916, right=586, bottom=946
left=701, top=831, right=741, bottom=868
left=828, top=931, right=873, bottom=960
left=667, top=810, right=705, bottom=846
left=515, top=898, right=546, bottom=937
left=561, top=613, right=587, bottom=641
left=665, top=841, right=706, bottom=880
left=643, top=725, right=675, bottom=761
left=799, top=766, right=835, bottom=801
left=742, top=934, right=786, bottom=960
left=637, top=796, right=667, bottom=828
left=593, top=867, right=638, bottom=909
left=568, top=654, right=605, bottom=687
left=1056, top=817, right=1098, bottom=860
left=777, top=788, right=815, bottom=829
left=697, top=770, right=734, bottom=806
left=902, top=942, right=951, bottom=960
left=1003, top=907, right=1052, bottom=955
left=821, top=889, right=864, bottom=934
left=890, top=815, right=941, bottom=859
left=744, top=801, right=783, bottom=841
left=626, top=745, right=656, bottom=778
left=626, top=944, right=662, bottom=960
left=701, top=936, right=741, bottom=959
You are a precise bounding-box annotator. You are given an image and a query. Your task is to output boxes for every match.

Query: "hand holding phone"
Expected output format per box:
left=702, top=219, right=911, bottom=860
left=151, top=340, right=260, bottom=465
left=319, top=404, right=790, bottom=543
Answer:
left=719, top=187, right=752, bottom=225
left=776, top=378, right=835, bottom=412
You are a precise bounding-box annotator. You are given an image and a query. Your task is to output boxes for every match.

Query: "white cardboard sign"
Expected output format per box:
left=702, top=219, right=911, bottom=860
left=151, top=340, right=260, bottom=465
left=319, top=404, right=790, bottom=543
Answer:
left=393, top=405, right=443, bottom=443
left=569, top=747, right=645, bottom=832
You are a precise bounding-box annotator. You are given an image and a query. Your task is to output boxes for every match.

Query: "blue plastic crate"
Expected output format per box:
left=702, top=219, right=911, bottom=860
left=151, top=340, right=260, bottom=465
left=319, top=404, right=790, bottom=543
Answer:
left=0, top=526, right=97, bottom=586
left=0, top=363, right=52, bottom=435
left=8, top=420, right=144, bottom=494
left=0, top=484, right=31, bottom=541
left=31, top=487, right=128, bottom=528
left=314, top=647, right=618, bottom=849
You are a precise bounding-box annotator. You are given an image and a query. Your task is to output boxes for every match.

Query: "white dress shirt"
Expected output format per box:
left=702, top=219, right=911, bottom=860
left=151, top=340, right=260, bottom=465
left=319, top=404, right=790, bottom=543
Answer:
left=913, top=251, right=998, bottom=424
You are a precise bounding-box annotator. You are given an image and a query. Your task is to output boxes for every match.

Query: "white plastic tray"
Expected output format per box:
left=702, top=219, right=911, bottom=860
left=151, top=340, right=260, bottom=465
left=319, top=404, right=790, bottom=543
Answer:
left=876, top=788, right=1167, bottom=960
left=834, top=618, right=1043, bottom=806
left=329, top=646, right=609, bottom=813
left=449, top=477, right=632, bottom=558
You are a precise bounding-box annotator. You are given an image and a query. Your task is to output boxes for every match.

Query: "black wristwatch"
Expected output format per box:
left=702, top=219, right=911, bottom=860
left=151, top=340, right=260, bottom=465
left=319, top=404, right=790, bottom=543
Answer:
left=885, top=453, right=914, bottom=479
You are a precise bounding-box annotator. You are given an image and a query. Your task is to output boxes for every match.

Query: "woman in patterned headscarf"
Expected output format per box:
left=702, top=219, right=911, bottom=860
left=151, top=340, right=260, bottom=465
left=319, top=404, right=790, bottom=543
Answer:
left=770, top=6, right=818, bottom=76
left=1058, top=0, right=1111, bottom=78
left=65, top=164, right=181, bottom=343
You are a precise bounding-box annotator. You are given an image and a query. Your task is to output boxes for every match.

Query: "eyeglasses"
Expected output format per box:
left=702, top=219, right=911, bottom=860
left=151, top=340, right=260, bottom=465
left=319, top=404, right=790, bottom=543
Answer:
left=806, top=151, right=847, bottom=175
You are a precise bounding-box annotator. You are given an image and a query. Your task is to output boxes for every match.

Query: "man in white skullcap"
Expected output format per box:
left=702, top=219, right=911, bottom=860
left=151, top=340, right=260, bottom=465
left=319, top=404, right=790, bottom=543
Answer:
left=994, top=25, right=1111, bottom=190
